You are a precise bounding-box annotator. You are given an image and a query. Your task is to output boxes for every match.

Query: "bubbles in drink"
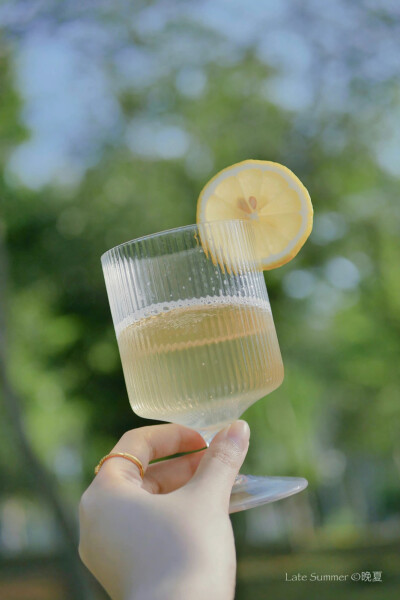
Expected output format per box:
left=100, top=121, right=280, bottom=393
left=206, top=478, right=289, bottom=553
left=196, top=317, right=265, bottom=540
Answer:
left=117, top=297, right=284, bottom=433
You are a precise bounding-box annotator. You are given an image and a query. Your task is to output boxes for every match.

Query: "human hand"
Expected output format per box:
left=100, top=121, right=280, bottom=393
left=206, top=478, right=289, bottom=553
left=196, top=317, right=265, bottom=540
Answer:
left=79, top=421, right=250, bottom=600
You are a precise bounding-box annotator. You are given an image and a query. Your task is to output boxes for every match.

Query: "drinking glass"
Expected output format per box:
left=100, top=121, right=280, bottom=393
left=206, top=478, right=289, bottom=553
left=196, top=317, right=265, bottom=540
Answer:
left=101, top=220, right=307, bottom=512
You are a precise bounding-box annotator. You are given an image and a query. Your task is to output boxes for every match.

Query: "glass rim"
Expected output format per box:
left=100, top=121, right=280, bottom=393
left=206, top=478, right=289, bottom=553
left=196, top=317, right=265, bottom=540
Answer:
left=101, top=219, right=251, bottom=262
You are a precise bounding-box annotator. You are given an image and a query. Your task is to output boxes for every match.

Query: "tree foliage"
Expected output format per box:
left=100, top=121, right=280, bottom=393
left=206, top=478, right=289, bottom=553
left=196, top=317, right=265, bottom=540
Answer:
left=1, top=0, right=400, bottom=567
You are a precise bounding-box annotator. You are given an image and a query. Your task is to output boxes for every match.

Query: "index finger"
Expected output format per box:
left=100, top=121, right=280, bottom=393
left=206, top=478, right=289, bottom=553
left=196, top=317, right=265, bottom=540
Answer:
left=96, top=424, right=206, bottom=483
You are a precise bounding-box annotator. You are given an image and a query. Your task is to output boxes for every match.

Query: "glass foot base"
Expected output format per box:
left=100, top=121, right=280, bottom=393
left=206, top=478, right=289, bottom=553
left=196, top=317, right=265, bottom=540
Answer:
left=229, top=474, right=308, bottom=513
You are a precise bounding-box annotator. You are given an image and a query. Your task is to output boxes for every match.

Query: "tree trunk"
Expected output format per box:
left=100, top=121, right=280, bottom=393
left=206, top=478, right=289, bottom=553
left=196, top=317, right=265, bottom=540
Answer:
left=0, top=232, right=104, bottom=599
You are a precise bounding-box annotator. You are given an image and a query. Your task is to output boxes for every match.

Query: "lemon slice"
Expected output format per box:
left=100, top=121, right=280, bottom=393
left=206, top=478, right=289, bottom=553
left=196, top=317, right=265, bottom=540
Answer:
left=197, top=159, right=313, bottom=270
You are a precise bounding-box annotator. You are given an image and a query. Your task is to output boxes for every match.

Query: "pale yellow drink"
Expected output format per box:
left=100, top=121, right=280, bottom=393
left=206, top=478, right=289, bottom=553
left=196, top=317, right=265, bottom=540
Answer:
left=118, top=298, right=283, bottom=436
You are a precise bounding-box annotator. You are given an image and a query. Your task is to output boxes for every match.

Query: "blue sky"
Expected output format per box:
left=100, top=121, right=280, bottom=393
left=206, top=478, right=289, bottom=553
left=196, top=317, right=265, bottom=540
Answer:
left=1, top=0, right=399, bottom=188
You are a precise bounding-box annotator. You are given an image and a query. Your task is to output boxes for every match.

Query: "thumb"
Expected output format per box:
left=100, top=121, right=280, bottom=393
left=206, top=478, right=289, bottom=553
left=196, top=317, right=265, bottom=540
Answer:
left=190, top=420, right=250, bottom=509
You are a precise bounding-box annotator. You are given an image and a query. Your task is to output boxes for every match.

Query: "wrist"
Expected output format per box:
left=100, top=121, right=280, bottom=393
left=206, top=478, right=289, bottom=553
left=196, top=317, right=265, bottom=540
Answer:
left=126, top=577, right=232, bottom=600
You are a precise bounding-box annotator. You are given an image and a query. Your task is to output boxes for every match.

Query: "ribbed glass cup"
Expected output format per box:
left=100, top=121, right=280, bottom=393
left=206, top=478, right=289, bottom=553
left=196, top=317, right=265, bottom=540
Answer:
left=102, top=220, right=307, bottom=512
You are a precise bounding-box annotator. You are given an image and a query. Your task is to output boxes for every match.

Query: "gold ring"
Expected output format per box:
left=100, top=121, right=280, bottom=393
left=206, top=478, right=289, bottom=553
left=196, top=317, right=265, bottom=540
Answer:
left=94, top=452, right=145, bottom=478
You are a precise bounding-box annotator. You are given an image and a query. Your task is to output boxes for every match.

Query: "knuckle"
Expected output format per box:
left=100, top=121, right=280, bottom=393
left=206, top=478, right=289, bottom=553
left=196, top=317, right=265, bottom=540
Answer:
left=78, top=538, right=87, bottom=564
left=79, top=489, right=91, bottom=517
left=140, top=426, right=153, bottom=445
left=120, top=430, right=134, bottom=446
left=78, top=497, right=92, bottom=566
left=78, top=536, right=93, bottom=572
left=120, top=425, right=149, bottom=445
left=79, top=486, right=99, bottom=523
left=120, top=425, right=151, bottom=455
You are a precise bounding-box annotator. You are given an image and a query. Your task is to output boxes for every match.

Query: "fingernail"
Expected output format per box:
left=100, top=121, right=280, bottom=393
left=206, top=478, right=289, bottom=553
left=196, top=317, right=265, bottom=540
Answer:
left=226, top=420, right=250, bottom=450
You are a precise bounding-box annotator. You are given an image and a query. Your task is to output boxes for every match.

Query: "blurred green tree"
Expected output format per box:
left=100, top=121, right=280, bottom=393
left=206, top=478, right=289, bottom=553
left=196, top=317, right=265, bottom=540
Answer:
left=1, top=2, right=400, bottom=596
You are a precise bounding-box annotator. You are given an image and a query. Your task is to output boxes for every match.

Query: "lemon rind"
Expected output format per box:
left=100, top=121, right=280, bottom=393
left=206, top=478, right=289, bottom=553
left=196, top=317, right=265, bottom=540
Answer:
left=196, top=159, right=313, bottom=271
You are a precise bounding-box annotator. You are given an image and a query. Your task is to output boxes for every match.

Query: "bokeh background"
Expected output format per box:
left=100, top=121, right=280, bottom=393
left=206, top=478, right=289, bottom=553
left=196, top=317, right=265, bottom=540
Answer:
left=1, top=0, right=400, bottom=598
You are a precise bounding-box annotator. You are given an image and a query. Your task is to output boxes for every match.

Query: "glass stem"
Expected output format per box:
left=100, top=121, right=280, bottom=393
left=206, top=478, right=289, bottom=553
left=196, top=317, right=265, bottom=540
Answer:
left=197, top=423, right=232, bottom=447
left=198, top=430, right=216, bottom=447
